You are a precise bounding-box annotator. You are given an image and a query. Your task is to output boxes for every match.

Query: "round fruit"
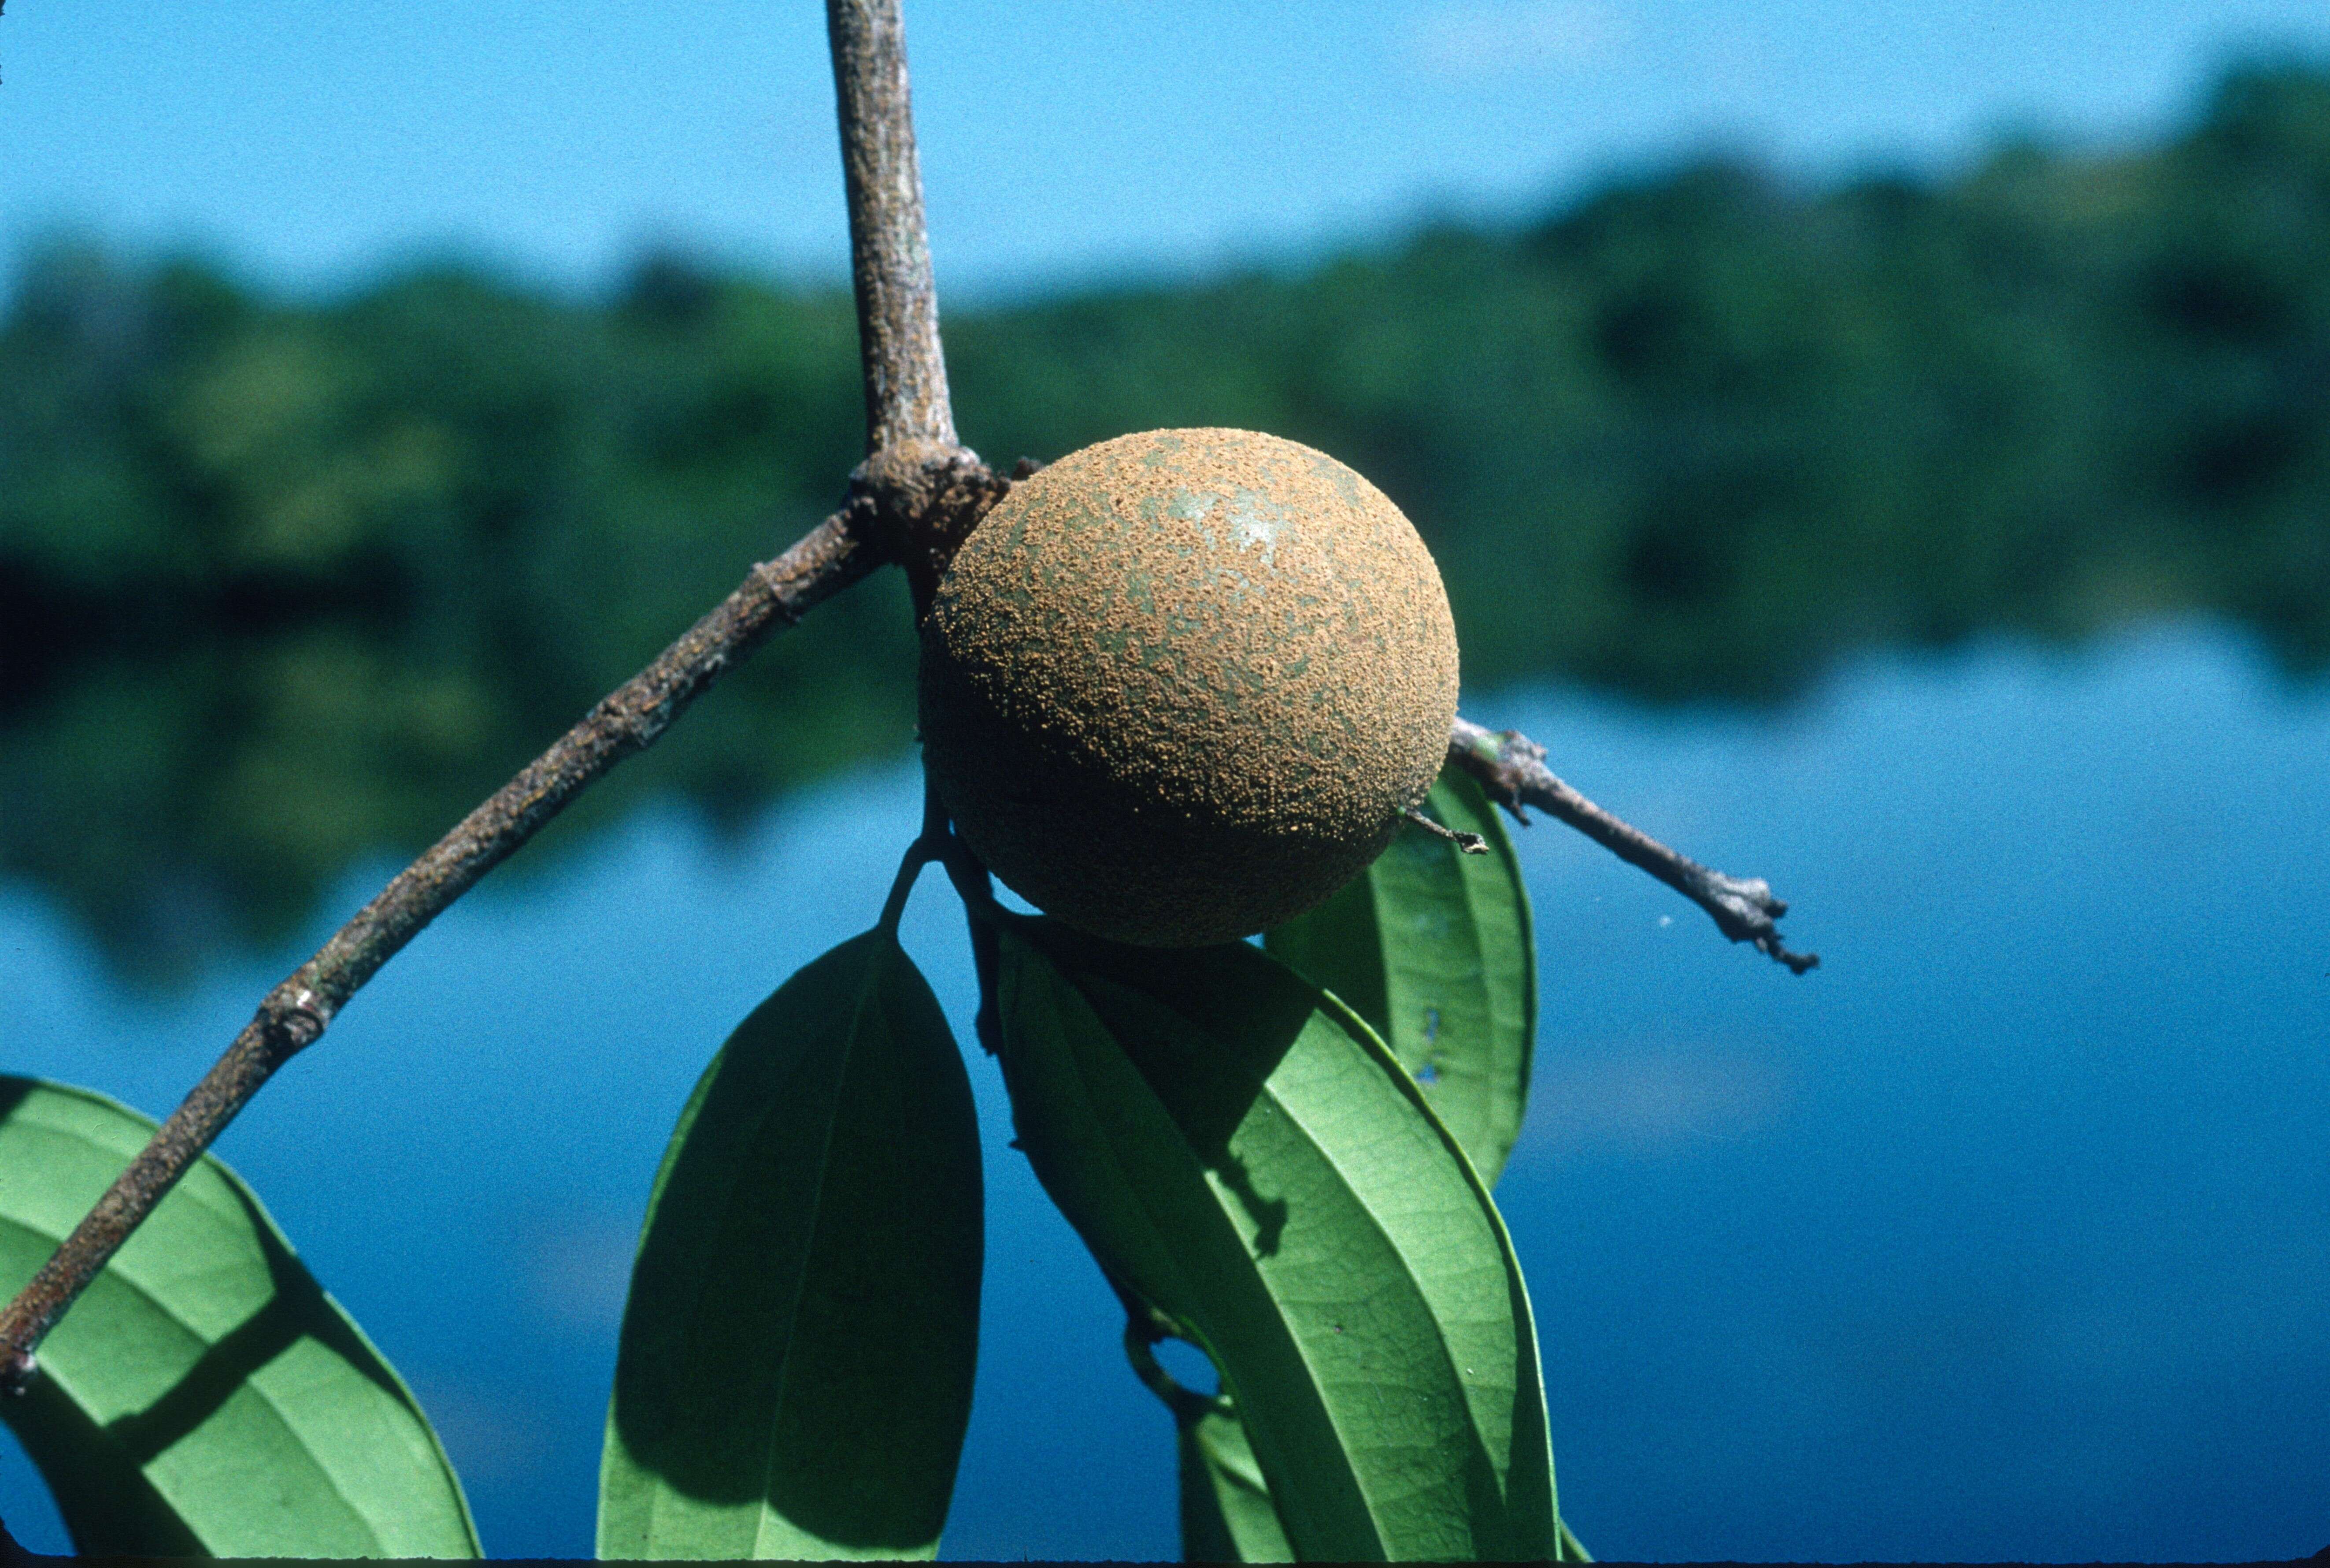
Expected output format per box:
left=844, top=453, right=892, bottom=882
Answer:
left=919, top=427, right=1459, bottom=948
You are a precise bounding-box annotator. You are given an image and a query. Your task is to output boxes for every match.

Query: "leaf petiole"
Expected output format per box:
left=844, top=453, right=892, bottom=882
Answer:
left=877, top=838, right=939, bottom=936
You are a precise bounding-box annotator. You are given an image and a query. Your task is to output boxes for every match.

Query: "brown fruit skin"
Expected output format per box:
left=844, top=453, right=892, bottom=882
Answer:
left=919, top=428, right=1460, bottom=948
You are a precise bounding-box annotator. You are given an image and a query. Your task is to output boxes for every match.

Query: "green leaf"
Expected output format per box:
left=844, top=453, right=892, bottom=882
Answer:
left=599, top=930, right=983, bottom=1561
left=1170, top=1377, right=1586, bottom=1567
left=1160, top=1379, right=1584, bottom=1556
left=1180, top=1397, right=1295, bottom=1564
left=997, top=919, right=1559, bottom=1562
left=0, top=1076, right=480, bottom=1557
left=1170, top=1385, right=1588, bottom=1566
left=1268, top=767, right=1535, bottom=1186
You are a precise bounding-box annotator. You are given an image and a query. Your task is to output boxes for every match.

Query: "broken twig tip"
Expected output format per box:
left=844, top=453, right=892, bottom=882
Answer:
left=1402, top=807, right=1488, bottom=853
left=1768, top=942, right=1821, bottom=976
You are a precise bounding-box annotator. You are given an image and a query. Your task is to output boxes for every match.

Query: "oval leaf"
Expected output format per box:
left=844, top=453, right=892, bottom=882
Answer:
left=1267, top=767, right=1536, bottom=1186
left=0, top=1076, right=480, bottom=1557
left=996, top=918, right=1559, bottom=1562
left=599, top=930, right=983, bottom=1561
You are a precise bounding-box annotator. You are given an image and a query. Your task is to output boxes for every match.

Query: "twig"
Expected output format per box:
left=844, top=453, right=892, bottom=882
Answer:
left=0, top=511, right=881, bottom=1391
left=828, top=0, right=955, bottom=454
left=1403, top=806, right=1488, bottom=854
left=1449, top=716, right=1819, bottom=974
left=827, top=0, right=1008, bottom=614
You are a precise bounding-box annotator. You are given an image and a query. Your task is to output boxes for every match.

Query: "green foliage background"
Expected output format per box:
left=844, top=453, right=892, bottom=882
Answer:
left=7, top=64, right=2330, bottom=973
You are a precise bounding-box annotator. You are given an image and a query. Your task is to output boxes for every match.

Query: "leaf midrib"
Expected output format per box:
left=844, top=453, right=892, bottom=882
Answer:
left=636, top=941, right=871, bottom=1557
left=1199, top=1030, right=1519, bottom=1535
left=749, top=942, right=889, bottom=1558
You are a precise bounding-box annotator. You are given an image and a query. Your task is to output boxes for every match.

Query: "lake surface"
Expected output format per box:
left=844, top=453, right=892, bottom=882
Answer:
left=0, top=621, right=2324, bottom=1561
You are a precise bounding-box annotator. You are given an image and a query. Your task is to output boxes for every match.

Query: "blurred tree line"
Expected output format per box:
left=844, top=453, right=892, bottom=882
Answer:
left=7, top=63, right=2330, bottom=974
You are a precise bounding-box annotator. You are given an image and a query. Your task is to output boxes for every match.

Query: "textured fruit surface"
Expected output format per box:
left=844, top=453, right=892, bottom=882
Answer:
left=920, top=427, right=1459, bottom=946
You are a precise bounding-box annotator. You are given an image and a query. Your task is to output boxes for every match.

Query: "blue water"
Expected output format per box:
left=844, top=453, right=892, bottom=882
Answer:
left=0, top=622, right=2324, bottom=1562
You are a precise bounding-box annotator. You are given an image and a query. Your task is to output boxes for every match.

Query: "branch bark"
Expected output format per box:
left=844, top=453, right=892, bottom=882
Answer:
left=829, top=0, right=956, bottom=454
left=1449, top=716, right=1819, bottom=974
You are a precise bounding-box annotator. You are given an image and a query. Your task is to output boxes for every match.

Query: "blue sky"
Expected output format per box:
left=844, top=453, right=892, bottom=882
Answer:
left=6, top=1, right=2330, bottom=300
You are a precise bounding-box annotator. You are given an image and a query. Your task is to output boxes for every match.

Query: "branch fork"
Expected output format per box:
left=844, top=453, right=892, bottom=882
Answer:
left=852, top=439, right=1015, bottom=613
